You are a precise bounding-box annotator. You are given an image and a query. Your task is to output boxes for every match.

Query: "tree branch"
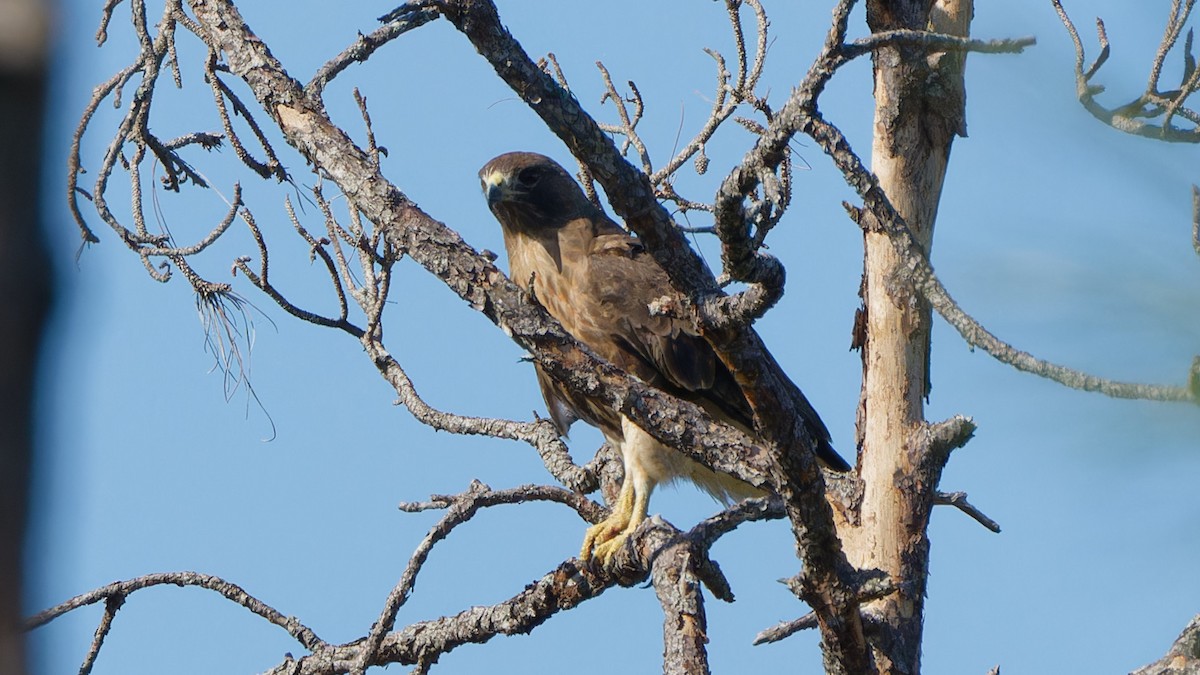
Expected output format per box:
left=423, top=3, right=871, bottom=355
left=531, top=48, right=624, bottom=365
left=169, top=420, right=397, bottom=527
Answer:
left=933, top=491, right=1001, bottom=533
left=772, top=18, right=1198, bottom=404
left=306, top=3, right=442, bottom=99
left=353, top=481, right=604, bottom=674
left=753, top=612, right=818, bottom=646
left=1129, top=613, right=1200, bottom=675
left=1053, top=0, right=1200, bottom=142
left=25, top=571, right=328, bottom=652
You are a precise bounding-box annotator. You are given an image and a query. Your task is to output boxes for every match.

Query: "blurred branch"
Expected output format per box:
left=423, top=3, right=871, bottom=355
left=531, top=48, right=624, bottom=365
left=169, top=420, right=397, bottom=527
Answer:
left=1053, top=0, right=1200, bottom=142
left=1193, top=185, right=1200, bottom=257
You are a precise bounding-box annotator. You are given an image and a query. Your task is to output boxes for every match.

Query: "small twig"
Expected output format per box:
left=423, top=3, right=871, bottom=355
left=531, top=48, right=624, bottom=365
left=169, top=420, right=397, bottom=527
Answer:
left=354, top=88, right=383, bottom=168
left=96, top=0, right=125, bottom=45
left=934, top=491, right=1001, bottom=533
left=79, top=595, right=124, bottom=675
left=840, top=30, right=1035, bottom=61
left=136, top=183, right=243, bottom=258
left=232, top=205, right=364, bottom=337
left=538, top=52, right=570, bottom=91
left=752, top=612, right=818, bottom=646
left=650, top=0, right=774, bottom=205
left=205, top=52, right=287, bottom=181
left=1146, top=0, right=1194, bottom=96
left=305, top=186, right=353, bottom=323
left=686, top=496, right=784, bottom=549
left=596, top=61, right=651, bottom=173
left=306, top=2, right=442, bottom=98
left=364, top=339, right=598, bottom=493
left=1192, top=185, right=1200, bottom=257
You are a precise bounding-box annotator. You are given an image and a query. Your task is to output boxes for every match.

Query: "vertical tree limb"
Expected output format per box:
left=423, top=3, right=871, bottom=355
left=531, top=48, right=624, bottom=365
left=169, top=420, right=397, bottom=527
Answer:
left=839, top=0, right=974, bottom=672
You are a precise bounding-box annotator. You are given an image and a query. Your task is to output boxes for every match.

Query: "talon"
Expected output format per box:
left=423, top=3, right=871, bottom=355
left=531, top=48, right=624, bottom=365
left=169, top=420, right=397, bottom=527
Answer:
left=580, top=457, right=650, bottom=565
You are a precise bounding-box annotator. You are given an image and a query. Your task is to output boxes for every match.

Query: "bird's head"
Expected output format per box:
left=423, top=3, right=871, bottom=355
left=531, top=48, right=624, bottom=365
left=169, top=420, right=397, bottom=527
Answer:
left=479, top=152, right=594, bottom=232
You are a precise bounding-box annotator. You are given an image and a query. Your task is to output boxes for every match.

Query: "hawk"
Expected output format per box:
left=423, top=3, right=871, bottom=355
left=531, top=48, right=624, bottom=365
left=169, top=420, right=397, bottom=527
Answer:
left=479, top=151, right=851, bottom=563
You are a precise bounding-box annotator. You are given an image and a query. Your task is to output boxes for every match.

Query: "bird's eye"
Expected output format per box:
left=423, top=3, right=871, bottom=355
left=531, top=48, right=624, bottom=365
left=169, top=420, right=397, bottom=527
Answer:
left=517, top=168, right=541, bottom=188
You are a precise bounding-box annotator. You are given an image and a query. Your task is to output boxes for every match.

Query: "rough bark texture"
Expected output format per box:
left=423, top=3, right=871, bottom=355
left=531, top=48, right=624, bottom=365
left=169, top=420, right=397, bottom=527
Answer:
left=0, top=1, right=51, bottom=672
left=650, top=533, right=711, bottom=675
left=48, top=0, right=1193, bottom=673
left=840, top=1, right=972, bottom=672
left=1132, top=615, right=1200, bottom=675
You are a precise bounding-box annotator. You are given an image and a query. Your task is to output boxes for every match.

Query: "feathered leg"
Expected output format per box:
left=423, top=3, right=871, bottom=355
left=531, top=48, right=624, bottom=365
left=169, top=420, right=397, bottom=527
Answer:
left=580, top=418, right=657, bottom=564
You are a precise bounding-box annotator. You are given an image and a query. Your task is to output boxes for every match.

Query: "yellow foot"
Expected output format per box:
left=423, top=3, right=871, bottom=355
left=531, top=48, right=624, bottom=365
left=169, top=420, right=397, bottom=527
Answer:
left=580, top=515, right=635, bottom=565
left=590, top=529, right=633, bottom=564
left=580, top=467, right=650, bottom=565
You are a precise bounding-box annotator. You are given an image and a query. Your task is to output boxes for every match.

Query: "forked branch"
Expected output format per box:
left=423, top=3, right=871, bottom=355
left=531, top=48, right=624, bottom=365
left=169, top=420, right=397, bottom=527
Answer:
left=1054, top=0, right=1200, bottom=141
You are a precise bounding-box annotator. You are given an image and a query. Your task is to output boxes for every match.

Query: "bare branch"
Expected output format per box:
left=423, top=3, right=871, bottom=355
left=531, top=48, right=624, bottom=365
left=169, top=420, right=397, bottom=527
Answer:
left=362, top=339, right=598, bottom=493
left=204, top=51, right=287, bottom=181
left=1053, top=0, right=1200, bottom=142
left=596, top=62, right=650, bottom=174
left=1146, top=0, right=1195, bottom=97
left=26, top=571, right=328, bottom=652
left=352, top=481, right=603, bottom=674
left=1130, top=613, right=1200, bottom=675
left=1193, top=185, right=1200, bottom=257
left=650, top=529, right=713, bottom=675
left=923, top=415, right=977, bottom=465
left=651, top=0, right=774, bottom=215
left=686, top=496, right=784, bottom=549
left=306, top=3, right=442, bottom=99
left=753, top=612, right=818, bottom=646
left=933, top=491, right=1001, bottom=533
left=840, top=30, right=1035, bottom=61
left=96, top=0, right=126, bottom=45
left=79, top=595, right=123, bottom=675
left=267, top=521, right=702, bottom=674
left=231, top=202, right=365, bottom=337
left=787, top=38, right=1197, bottom=404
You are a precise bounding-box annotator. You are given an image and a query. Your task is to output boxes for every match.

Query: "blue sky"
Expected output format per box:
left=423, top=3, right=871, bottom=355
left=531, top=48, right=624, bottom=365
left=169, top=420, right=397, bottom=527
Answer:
left=28, top=1, right=1200, bottom=673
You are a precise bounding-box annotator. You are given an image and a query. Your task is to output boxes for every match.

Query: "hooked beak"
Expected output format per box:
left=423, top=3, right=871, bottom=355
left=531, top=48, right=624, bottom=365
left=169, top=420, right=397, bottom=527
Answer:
left=481, top=170, right=509, bottom=206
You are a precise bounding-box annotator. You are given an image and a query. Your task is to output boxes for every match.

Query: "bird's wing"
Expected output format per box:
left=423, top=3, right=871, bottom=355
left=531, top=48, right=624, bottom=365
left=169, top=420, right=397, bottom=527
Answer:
left=584, top=230, right=850, bottom=471
left=584, top=232, right=757, bottom=427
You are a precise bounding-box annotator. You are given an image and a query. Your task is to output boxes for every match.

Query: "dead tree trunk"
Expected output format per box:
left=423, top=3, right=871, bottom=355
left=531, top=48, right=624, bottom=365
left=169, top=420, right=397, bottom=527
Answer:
left=841, top=1, right=972, bottom=672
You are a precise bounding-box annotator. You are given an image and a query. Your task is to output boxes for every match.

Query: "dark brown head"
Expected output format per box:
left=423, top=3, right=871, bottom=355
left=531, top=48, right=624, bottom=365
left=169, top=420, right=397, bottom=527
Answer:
left=479, top=152, right=595, bottom=232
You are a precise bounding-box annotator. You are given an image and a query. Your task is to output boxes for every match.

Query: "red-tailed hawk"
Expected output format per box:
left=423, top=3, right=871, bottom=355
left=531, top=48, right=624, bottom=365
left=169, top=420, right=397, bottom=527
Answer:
left=479, top=151, right=851, bottom=563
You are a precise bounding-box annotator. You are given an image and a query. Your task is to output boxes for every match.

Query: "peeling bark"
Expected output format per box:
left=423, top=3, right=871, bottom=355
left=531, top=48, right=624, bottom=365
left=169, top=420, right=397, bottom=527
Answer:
left=839, top=1, right=974, bottom=673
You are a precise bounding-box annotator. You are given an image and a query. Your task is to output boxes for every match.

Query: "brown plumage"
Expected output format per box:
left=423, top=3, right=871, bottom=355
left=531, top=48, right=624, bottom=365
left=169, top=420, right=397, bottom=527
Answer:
left=479, top=151, right=850, bottom=563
